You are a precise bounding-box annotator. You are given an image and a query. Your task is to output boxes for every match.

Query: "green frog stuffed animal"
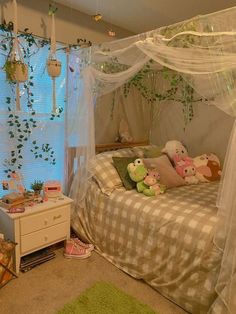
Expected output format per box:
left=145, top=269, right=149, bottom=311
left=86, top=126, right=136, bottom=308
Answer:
left=127, top=159, right=166, bottom=196
left=127, top=158, right=148, bottom=193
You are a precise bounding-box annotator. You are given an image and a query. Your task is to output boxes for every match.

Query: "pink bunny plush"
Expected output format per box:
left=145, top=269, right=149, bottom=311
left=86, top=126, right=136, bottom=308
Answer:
left=143, top=169, right=166, bottom=196
left=173, top=155, right=199, bottom=185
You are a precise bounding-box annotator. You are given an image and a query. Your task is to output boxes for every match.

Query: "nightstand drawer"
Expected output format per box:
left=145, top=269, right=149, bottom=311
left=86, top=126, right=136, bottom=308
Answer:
left=20, top=205, right=70, bottom=235
left=21, top=221, right=68, bottom=254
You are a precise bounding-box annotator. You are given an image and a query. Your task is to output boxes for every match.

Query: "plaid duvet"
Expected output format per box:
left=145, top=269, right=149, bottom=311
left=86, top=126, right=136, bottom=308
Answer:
left=72, top=180, right=221, bottom=314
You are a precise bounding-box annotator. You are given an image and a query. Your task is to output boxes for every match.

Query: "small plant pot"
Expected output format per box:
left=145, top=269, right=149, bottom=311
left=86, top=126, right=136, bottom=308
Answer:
left=5, top=61, right=28, bottom=82
left=47, top=59, right=61, bottom=78
left=33, top=190, right=41, bottom=197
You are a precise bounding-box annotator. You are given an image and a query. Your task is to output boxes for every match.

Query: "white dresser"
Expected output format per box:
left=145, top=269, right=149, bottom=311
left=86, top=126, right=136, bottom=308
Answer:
left=0, top=196, right=73, bottom=274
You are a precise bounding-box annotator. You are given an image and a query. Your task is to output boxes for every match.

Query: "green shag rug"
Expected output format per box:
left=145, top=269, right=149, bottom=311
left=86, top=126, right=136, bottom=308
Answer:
left=57, top=281, right=157, bottom=314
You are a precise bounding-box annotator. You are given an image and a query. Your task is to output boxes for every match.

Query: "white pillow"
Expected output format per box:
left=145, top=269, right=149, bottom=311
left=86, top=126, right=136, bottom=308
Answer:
left=93, top=148, right=134, bottom=195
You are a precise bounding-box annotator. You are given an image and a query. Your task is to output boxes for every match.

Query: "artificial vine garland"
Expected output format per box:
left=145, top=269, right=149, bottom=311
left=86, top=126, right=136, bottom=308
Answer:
left=123, top=60, right=204, bottom=125
left=0, top=22, right=60, bottom=178
left=97, top=55, right=204, bottom=125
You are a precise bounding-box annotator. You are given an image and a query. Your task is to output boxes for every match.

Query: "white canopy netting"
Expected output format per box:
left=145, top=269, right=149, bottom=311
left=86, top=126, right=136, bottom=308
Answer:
left=67, top=6, right=236, bottom=313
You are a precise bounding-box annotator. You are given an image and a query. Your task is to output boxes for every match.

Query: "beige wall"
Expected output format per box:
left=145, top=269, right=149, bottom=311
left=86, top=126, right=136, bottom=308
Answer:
left=95, top=89, right=234, bottom=164
left=0, top=0, right=133, bottom=44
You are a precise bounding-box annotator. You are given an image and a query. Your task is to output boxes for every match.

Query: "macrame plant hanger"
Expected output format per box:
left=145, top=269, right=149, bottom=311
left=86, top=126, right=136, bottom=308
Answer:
left=9, top=0, right=28, bottom=111
left=47, top=5, right=61, bottom=113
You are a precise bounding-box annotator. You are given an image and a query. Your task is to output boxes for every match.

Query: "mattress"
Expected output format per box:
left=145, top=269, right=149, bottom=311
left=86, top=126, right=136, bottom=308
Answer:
left=71, top=180, right=222, bottom=313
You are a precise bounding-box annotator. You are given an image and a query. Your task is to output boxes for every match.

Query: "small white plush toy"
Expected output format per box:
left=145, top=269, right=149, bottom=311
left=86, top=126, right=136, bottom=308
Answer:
left=116, top=119, right=133, bottom=143
left=162, top=140, right=188, bottom=162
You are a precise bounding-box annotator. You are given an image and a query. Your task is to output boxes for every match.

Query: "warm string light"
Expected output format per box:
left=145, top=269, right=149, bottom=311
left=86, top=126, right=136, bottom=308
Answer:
left=108, top=29, right=116, bottom=37
left=92, top=13, right=102, bottom=22
left=107, top=0, right=116, bottom=37
left=92, top=0, right=102, bottom=21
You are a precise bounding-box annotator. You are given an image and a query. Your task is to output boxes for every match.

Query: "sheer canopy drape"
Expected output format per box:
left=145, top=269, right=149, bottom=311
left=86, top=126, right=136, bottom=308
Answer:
left=68, top=6, right=236, bottom=313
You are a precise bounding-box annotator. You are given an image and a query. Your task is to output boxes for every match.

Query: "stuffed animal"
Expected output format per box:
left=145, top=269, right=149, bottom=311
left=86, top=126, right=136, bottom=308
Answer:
left=127, top=159, right=148, bottom=193
left=174, top=155, right=199, bottom=185
left=143, top=169, right=166, bottom=196
left=193, top=153, right=221, bottom=182
left=162, top=140, right=188, bottom=164
left=127, top=160, right=165, bottom=196
left=115, top=119, right=133, bottom=143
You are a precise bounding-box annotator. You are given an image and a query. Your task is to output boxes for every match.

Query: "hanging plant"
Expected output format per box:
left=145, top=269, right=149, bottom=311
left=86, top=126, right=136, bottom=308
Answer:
left=47, top=59, right=61, bottom=77
left=47, top=3, right=61, bottom=113
left=0, top=23, right=63, bottom=181
left=4, top=59, right=28, bottom=82
left=3, top=0, right=28, bottom=111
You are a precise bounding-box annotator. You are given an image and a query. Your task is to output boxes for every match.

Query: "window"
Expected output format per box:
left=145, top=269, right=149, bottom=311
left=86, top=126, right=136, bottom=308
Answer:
left=0, top=31, right=66, bottom=196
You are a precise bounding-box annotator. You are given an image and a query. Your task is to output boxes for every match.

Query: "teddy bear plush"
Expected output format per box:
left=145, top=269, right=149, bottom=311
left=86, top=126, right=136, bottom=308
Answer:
left=193, top=153, right=221, bottom=182
left=143, top=169, right=166, bottom=196
left=162, top=140, right=188, bottom=164
left=174, top=155, right=199, bottom=185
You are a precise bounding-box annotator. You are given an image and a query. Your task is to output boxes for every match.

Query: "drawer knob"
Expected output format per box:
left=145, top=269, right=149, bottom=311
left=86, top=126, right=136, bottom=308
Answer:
left=53, top=214, right=62, bottom=220
left=44, top=219, right=48, bottom=225
left=44, top=235, right=48, bottom=241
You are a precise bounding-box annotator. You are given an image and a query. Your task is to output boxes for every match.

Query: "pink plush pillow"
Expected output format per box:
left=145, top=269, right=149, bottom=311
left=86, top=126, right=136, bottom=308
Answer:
left=143, top=155, right=186, bottom=189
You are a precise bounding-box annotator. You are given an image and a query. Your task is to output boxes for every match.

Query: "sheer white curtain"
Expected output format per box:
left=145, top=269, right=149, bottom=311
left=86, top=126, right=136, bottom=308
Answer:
left=68, top=6, right=236, bottom=313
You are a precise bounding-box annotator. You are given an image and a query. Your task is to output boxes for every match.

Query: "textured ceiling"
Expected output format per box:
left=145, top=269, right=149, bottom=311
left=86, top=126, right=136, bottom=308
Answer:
left=55, top=0, right=236, bottom=33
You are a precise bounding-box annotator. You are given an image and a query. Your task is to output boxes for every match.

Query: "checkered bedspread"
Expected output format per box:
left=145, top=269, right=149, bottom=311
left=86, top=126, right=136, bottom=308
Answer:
left=72, top=180, right=221, bottom=313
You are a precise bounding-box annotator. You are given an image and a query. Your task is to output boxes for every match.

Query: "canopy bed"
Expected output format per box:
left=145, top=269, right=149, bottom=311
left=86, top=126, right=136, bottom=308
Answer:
left=66, top=6, right=236, bottom=314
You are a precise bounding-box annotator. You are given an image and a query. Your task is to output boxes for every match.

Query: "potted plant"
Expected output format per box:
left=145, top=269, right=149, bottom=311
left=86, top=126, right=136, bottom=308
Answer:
left=4, top=59, right=28, bottom=82
left=30, top=180, right=44, bottom=196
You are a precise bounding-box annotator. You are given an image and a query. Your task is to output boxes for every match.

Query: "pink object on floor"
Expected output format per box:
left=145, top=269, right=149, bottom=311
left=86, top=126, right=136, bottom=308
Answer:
left=64, top=240, right=91, bottom=259
left=72, top=238, right=94, bottom=252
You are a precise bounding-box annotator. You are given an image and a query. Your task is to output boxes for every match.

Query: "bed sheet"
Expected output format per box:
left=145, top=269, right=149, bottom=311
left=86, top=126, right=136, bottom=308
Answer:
left=71, top=181, right=221, bottom=313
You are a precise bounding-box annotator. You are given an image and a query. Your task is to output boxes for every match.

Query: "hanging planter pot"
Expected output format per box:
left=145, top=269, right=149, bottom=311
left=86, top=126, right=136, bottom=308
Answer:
left=47, top=58, right=61, bottom=78
left=47, top=5, right=61, bottom=113
left=3, top=0, right=28, bottom=111
left=4, top=59, right=28, bottom=82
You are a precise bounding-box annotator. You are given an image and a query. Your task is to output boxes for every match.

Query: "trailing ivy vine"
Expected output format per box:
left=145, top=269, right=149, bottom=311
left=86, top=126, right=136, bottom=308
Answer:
left=0, top=22, right=62, bottom=179
left=123, top=60, right=205, bottom=125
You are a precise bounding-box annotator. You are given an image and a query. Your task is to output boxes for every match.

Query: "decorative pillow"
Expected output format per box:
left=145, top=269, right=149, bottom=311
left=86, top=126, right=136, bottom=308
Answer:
left=131, top=145, right=156, bottom=158
left=143, top=155, right=186, bottom=189
left=112, top=157, right=137, bottom=190
left=93, top=148, right=134, bottom=195
left=143, top=146, right=163, bottom=158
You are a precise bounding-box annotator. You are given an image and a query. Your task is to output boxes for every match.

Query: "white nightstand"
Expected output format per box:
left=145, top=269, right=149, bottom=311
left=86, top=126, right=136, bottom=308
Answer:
left=0, top=196, right=73, bottom=274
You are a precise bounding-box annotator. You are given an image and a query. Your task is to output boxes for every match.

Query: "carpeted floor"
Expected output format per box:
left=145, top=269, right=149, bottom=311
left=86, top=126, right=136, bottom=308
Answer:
left=0, top=249, right=187, bottom=314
